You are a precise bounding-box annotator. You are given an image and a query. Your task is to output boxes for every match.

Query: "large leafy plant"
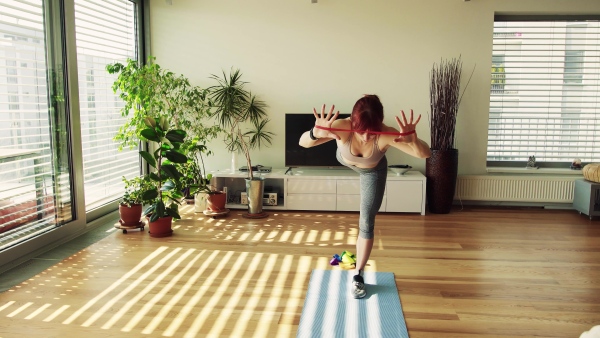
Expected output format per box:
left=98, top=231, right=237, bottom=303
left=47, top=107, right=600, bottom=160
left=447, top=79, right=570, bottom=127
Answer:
left=106, top=56, right=221, bottom=151
left=139, top=116, right=189, bottom=222
left=208, top=69, right=273, bottom=179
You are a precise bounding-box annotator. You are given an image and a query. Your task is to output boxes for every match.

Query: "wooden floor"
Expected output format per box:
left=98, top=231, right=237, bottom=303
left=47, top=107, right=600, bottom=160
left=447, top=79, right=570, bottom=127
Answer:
left=0, top=205, right=599, bottom=337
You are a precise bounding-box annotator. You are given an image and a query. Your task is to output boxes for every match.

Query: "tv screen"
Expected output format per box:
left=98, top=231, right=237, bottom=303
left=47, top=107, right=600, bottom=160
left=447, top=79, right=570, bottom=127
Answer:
left=285, top=113, right=350, bottom=168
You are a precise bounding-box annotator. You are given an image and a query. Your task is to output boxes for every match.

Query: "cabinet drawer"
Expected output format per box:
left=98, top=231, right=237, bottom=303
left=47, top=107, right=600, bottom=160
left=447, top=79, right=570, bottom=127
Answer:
left=287, top=194, right=337, bottom=210
left=337, top=194, right=386, bottom=212
left=385, top=181, right=423, bottom=212
left=288, top=179, right=336, bottom=194
left=336, top=179, right=360, bottom=195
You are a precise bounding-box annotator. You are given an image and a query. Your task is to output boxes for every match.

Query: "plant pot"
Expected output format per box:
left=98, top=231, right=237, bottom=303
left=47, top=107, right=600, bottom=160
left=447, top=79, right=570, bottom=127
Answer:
left=119, top=203, right=143, bottom=226
left=426, top=149, right=459, bottom=214
left=148, top=216, right=173, bottom=237
left=206, top=192, right=226, bottom=212
left=245, top=177, right=265, bottom=215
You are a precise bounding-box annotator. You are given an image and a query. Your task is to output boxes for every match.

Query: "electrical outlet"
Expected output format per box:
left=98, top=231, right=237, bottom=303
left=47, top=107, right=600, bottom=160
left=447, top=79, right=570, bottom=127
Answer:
left=223, top=186, right=228, bottom=202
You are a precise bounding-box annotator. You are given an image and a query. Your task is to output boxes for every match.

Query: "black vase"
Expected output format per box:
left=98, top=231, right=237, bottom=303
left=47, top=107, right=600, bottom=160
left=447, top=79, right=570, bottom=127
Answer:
left=426, top=149, right=459, bottom=214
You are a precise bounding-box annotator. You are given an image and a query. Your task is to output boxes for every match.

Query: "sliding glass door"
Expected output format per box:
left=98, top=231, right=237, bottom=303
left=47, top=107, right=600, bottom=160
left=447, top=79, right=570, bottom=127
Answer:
left=0, top=0, right=142, bottom=268
left=0, top=0, right=73, bottom=251
left=74, top=0, right=140, bottom=211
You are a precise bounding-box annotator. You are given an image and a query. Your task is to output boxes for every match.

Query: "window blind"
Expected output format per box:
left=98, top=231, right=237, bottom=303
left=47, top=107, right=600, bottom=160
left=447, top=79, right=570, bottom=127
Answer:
left=0, top=0, right=65, bottom=250
left=73, top=0, right=140, bottom=209
left=487, top=18, right=600, bottom=165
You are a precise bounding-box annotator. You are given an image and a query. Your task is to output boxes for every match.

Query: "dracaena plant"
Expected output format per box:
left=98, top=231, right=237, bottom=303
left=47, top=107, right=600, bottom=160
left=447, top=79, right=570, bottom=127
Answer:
left=208, top=68, right=274, bottom=180
left=139, top=116, right=189, bottom=222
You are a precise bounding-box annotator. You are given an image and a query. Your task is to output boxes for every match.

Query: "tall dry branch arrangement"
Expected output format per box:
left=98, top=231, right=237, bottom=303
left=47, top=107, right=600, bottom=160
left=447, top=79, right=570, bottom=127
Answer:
left=429, top=57, right=463, bottom=151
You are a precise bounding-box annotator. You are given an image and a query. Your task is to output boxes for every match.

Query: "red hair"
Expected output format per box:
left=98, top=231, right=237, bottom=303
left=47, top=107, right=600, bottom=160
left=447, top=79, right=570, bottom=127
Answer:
left=351, top=94, right=384, bottom=133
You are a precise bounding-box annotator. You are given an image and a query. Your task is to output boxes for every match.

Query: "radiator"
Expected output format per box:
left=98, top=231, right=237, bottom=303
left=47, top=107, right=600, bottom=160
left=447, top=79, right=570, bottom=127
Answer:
left=455, top=175, right=579, bottom=203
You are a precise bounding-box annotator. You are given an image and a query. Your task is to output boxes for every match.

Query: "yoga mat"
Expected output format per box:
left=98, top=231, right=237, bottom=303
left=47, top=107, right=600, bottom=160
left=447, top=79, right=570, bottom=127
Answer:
left=297, top=270, right=409, bottom=338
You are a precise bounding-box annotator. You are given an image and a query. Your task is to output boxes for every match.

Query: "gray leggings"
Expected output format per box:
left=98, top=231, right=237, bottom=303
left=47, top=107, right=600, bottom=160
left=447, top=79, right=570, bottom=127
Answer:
left=336, top=149, right=388, bottom=239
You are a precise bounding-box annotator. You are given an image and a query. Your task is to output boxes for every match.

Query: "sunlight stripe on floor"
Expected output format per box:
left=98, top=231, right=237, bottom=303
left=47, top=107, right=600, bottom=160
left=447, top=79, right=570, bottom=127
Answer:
left=62, top=246, right=168, bottom=325
left=162, top=251, right=235, bottom=337
left=121, top=250, right=207, bottom=332
left=24, top=303, right=51, bottom=319
left=230, top=254, right=278, bottom=337
left=6, top=302, right=32, bottom=317
left=0, top=301, right=15, bottom=313
left=141, top=250, right=222, bottom=335
left=206, top=252, right=264, bottom=337
left=183, top=252, right=250, bottom=338
left=81, top=247, right=181, bottom=327
left=276, top=256, right=313, bottom=338
left=43, top=305, right=69, bottom=322
left=101, top=248, right=195, bottom=330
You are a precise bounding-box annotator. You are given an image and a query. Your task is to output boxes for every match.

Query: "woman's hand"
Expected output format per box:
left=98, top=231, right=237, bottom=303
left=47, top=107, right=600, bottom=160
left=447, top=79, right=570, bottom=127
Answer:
left=394, top=109, right=421, bottom=144
left=312, top=104, right=340, bottom=140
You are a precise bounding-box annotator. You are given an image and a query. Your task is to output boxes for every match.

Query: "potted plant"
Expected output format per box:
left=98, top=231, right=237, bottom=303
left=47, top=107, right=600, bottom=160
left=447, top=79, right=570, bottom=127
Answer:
left=119, top=175, right=152, bottom=228
left=106, top=56, right=221, bottom=151
left=426, top=56, right=472, bottom=214
left=139, top=116, right=189, bottom=237
left=176, top=136, right=226, bottom=212
left=208, top=68, right=273, bottom=217
left=107, top=57, right=221, bottom=213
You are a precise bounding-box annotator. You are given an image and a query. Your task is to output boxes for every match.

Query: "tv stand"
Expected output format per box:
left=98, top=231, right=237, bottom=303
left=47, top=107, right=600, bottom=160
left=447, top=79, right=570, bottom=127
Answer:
left=209, top=168, right=426, bottom=215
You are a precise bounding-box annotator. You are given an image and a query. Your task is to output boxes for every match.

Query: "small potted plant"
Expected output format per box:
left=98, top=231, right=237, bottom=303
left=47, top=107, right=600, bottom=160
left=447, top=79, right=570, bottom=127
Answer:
left=139, top=116, right=189, bottom=237
left=208, top=68, right=273, bottom=216
left=119, top=175, right=151, bottom=227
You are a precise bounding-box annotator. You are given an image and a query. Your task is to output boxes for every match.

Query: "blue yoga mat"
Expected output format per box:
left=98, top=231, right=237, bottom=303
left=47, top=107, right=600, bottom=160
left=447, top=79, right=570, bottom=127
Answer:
left=297, top=269, right=409, bottom=338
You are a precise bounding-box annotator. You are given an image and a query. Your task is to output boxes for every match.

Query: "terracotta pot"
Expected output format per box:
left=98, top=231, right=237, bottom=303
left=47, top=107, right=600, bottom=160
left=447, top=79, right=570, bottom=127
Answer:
left=148, top=216, right=173, bottom=238
left=119, top=203, right=143, bottom=226
left=206, top=192, right=226, bottom=211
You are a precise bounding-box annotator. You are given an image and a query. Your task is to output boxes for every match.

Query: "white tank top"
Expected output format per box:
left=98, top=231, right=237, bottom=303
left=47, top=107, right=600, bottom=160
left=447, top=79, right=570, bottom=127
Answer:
left=338, top=134, right=385, bottom=165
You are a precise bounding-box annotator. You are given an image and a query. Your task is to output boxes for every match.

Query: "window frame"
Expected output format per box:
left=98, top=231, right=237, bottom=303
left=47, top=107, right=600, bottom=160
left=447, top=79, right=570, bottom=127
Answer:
left=487, top=14, right=600, bottom=169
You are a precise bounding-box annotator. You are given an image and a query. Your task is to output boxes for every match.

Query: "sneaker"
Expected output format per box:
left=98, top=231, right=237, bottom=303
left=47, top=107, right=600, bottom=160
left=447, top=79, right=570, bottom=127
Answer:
left=352, top=274, right=366, bottom=299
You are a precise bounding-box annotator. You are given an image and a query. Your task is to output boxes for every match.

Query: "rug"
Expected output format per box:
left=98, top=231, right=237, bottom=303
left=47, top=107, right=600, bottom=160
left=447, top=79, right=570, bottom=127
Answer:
left=297, top=269, right=409, bottom=338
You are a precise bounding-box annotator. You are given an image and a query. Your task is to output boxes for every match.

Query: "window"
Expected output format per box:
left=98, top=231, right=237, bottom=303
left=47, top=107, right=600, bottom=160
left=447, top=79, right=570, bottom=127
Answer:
left=487, top=17, right=600, bottom=167
left=74, top=0, right=140, bottom=210
left=0, top=0, right=143, bottom=262
left=0, top=0, right=72, bottom=250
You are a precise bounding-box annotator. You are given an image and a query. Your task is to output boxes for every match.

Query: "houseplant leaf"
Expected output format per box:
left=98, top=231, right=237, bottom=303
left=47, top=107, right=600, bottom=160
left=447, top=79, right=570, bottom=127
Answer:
left=164, top=150, right=187, bottom=164
left=141, top=128, right=161, bottom=143
left=139, top=151, right=156, bottom=168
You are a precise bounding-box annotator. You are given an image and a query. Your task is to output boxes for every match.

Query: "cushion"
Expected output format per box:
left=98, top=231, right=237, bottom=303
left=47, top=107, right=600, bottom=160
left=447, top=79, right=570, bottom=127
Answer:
left=583, top=163, right=600, bottom=183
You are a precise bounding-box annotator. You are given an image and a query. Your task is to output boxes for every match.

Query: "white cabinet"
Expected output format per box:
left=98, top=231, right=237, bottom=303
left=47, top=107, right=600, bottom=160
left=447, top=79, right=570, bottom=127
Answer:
left=385, top=180, right=423, bottom=213
left=335, top=179, right=386, bottom=212
left=210, top=168, right=426, bottom=215
left=287, top=178, right=336, bottom=210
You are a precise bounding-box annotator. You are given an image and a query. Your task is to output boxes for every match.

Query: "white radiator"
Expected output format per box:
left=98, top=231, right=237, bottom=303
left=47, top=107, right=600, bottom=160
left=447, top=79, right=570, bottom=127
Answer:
left=455, top=175, right=579, bottom=203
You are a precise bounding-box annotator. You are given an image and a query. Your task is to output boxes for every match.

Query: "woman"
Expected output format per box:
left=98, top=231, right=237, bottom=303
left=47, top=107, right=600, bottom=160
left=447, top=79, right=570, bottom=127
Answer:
left=299, top=95, right=431, bottom=299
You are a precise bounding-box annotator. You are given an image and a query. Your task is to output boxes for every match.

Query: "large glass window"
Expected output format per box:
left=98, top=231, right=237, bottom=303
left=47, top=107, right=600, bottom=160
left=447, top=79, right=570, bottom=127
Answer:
left=487, top=17, right=600, bottom=167
left=74, top=0, right=140, bottom=210
left=0, top=0, right=142, bottom=258
left=0, top=0, right=73, bottom=250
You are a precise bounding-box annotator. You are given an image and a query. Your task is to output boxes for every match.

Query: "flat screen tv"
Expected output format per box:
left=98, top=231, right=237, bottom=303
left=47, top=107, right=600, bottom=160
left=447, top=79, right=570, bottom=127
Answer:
left=285, top=113, right=350, bottom=168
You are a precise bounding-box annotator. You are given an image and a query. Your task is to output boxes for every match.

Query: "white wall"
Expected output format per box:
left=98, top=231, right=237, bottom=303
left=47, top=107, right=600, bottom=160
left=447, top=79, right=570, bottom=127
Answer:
left=149, top=0, right=600, bottom=175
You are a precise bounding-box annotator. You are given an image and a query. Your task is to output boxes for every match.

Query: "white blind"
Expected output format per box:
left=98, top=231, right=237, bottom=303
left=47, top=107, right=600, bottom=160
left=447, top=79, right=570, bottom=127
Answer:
left=74, top=0, right=140, bottom=209
left=0, top=0, right=62, bottom=249
left=487, top=18, right=600, bottom=164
